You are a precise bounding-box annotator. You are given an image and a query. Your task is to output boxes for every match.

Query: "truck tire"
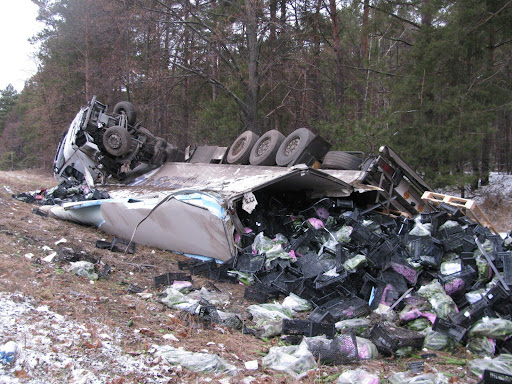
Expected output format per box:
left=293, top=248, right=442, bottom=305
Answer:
left=321, top=151, right=362, bottom=170
left=226, top=130, right=260, bottom=164
left=113, top=101, right=137, bottom=126
left=275, top=128, right=315, bottom=166
left=249, top=130, right=285, bottom=166
left=103, top=126, right=132, bottom=157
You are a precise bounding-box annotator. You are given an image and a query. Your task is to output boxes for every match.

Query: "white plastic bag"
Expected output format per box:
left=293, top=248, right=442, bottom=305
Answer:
left=154, top=345, right=238, bottom=375
left=337, top=368, right=379, bottom=384
left=262, top=341, right=317, bottom=379
left=282, top=293, right=312, bottom=312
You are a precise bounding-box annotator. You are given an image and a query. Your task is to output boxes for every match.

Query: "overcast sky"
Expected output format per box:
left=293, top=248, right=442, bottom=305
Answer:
left=0, top=0, right=43, bottom=92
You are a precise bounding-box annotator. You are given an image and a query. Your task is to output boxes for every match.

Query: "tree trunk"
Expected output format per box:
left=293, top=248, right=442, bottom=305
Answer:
left=245, top=0, right=260, bottom=134
left=328, top=0, right=343, bottom=108
left=361, top=0, right=370, bottom=61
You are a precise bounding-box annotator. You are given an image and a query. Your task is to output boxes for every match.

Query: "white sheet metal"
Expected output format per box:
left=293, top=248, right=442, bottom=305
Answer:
left=99, top=197, right=235, bottom=260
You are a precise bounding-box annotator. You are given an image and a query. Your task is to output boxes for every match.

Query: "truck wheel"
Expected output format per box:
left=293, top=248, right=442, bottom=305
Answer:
left=249, top=130, right=285, bottom=166
left=226, top=130, right=260, bottom=164
left=103, top=126, right=132, bottom=157
left=275, top=128, right=315, bottom=166
left=113, top=101, right=137, bottom=126
left=321, top=151, right=362, bottom=170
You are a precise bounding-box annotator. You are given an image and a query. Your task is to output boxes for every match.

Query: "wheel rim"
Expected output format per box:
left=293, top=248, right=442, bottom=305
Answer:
left=232, top=137, right=247, bottom=156
left=256, top=138, right=271, bottom=156
left=284, top=138, right=299, bottom=156
left=107, top=133, right=123, bottom=150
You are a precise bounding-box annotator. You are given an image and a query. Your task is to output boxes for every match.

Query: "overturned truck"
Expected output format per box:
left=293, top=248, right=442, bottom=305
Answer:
left=49, top=97, right=447, bottom=260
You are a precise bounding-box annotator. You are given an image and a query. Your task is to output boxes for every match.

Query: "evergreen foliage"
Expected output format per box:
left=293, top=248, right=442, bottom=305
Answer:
left=0, top=0, right=510, bottom=188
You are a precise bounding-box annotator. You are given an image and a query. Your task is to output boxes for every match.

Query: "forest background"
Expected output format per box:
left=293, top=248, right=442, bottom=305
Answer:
left=0, top=0, right=511, bottom=191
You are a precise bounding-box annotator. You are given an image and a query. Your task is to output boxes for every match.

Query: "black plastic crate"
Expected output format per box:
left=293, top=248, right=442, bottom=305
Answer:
left=310, top=291, right=344, bottom=308
left=461, top=252, right=478, bottom=269
left=271, top=269, right=302, bottom=294
left=369, top=323, right=424, bottom=354
left=360, top=273, right=387, bottom=310
left=324, top=296, right=371, bottom=321
left=483, top=370, right=512, bottom=384
left=197, top=299, right=221, bottom=323
left=282, top=319, right=335, bottom=338
left=308, top=306, right=336, bottom=323
left=462, top=236, right=477, bottom=252
left=286, top=229, right=317, bottom=251
left=388, top=260, right=419, bottom=285
left=487, top=235, right=505, bottom=253
left=189, top=259, right=217, bottom=275
left=295, top=252, right=326, bottom=279
left=235, top=252, right=266, bottom=273
left=408, top=238, right=443, bottom=267
left=432, top=317, right=467, bottom=342
left=367, top=239, right=396, bottom=268
left=257, top=269, right=281, bottom=286
left=207, top=268, right=238, bottom=283
left=153, top=272, right=192, bottom=288
left=244, top=283, right=280, bottom=303
left=439, top=265, right=477, bottom=293
left=313, top=271, right=347, bottom=290
left=502, top=252, right=512, bottom=286
left=485, top=284, right=511, bottom=308
left=441, top=234, right=465, bottom=253
left=438, top=203, right=463, bottom=217
left=296, top=282, right=322, bottom=303
left=449, top=298, right=488, bottom=328
left=429, top=211, right=449, bottom=235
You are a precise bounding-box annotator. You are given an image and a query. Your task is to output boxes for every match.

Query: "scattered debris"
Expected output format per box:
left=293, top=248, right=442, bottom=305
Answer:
left=336, top=368, right=379, bottom=384
left=69, top=261, right=99, bottom=281
left=261, top=341, right=317, bottom=379
left=152, top=345, right=238, bottom=375
left=13, top=178, right=110, bottom=206
left=0, top=341, right=17, bottom=365
left=96, top=237, right=136, bottom=254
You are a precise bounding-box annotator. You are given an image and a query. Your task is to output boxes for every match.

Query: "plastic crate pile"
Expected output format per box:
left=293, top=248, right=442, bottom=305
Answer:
left=158, top=193, right=512, bottom=359
left=229, top=194, right=512, bottom=355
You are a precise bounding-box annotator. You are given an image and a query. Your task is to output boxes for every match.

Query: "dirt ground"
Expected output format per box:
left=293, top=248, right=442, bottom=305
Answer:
left=1, top=169, right=506, bottom=383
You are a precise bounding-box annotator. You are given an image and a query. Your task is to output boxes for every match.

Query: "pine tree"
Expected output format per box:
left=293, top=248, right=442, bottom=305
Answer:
left=0, top=84, right=19, bottom=134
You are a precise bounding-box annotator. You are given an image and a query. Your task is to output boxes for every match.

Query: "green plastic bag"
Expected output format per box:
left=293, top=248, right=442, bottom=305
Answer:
left=467, top=337, right=496, bottom=357
left=468, top=353, right=512, bottom=378
left=417, top=280, right=458, bottom=319
left=469, top=317, right=512, bottom=340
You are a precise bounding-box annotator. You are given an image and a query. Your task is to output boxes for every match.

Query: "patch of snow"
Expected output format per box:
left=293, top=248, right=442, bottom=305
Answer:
left=0, top=292, right=177, bottom=383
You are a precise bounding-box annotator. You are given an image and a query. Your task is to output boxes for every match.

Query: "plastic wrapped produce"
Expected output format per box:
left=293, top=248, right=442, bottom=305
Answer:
left=469, top=317, right=512, bottom=340
left=335, top=318, right=371, bottom=335
left=337, top=368, right=379, bottom=384
left=468, top=353, right=512, bottom=378
left=282, top=293, right=312, bottom=312
left=406, top=318, right=431, bottom=332
left=154, top=346, right=238, bottom=375
left=356, top=337, right=379, bottom=360
left=389, top=372, right=449, bottom=384
left=467, top=337, right=496, bottom=357
left=247, top=303, right=293, bottom=322
left=417, top=281, right=458, bottom=319
left=343, top=254, right=367, bottom=272
left=423, top=331, right=452, bottom=351
left=69, top=261, right=98, bottom=280
left=262, top=342, right=317, bottom=379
